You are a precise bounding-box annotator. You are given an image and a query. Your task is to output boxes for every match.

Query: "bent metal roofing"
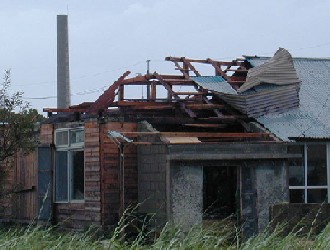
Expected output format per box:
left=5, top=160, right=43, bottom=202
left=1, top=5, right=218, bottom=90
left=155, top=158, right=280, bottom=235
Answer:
left=247, top=57, right=330, bottom=141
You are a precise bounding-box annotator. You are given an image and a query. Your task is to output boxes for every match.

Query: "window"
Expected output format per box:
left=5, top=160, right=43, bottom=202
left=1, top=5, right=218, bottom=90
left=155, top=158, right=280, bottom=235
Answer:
left=289, top=144, right=329, bottom=203
left=55, top=128, right=84, bottom=202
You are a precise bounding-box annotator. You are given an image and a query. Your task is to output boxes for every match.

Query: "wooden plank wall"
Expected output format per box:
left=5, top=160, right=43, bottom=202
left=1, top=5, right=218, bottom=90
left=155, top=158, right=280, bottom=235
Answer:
left=12, top=151, right=38, bottom=222
left=84, top=120, right=102, bottom=226
left=100, top=122, right=138, bottom=226
left=0, top=121, right=43, bottom=223
left=40, top=124, right=54, bottom=145
left=0, top=150, right=38, bottom=222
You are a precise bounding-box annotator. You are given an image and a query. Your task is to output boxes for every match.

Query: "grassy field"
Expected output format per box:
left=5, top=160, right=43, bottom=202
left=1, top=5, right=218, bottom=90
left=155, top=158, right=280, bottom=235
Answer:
left=0, top=219, right=330, bottom=250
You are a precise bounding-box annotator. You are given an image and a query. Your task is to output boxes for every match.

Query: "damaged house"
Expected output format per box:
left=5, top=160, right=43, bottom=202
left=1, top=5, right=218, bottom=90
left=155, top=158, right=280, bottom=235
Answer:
left=1, top=48, right=330, bottom=237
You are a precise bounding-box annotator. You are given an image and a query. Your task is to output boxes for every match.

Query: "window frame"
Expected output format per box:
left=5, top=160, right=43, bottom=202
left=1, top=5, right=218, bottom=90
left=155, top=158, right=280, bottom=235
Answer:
left=54, top=127, right=85, bottom=203
left=289, top=143, right=330, bottom=203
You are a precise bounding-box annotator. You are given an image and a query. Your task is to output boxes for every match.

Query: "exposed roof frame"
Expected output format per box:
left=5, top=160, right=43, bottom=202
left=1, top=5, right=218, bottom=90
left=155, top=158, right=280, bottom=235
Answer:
left=43, top=56, right=250, bottom=120
left=165, top=56, right=249, bottom=85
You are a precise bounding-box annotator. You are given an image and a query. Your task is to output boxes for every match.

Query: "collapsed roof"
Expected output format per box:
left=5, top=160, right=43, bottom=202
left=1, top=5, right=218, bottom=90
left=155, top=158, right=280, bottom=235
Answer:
left=44, top=48, right=313, bottom=142
left=248, top=56, right=330, bottom=141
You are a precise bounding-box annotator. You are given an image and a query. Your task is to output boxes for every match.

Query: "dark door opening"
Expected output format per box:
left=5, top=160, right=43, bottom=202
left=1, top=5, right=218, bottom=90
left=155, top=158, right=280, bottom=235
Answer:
left=203, top=166, right=237, bottom=220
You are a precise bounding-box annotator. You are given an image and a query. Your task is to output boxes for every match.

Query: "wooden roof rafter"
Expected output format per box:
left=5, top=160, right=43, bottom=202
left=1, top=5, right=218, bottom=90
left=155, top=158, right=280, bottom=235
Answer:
left=173, top=61, right=190, bottom=79
left=154, top=74, right=198, bottom=118
left=181, top=57, right=201, bottom=77
left=165, top=56, right=249, bottom=83
left=86, top=70, right=131, bottom=114
left=43, top=55, right=251, bottom=125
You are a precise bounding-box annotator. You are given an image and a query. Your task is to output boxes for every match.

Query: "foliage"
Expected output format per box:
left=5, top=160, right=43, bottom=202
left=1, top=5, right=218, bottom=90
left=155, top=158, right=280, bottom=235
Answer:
left=0, top=70, right=43, bottom=162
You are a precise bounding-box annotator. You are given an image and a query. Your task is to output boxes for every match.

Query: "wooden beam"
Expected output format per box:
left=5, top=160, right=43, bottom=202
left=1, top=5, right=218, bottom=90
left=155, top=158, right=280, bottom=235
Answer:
left=114, top=101, right=174, bottom=107
left=120, top=132, right=270, bottom=138
left=185, top=103, right=225, bottom=110
left=207, top=58, right=228, bottom=80
left=173, top=92, right=205, bottom=96
left=127, top=105, right=174, bottom=110
left=202, top=97, right=223, bottom=117
left=183, top=124, right=227, bottom=128
left=155, top=74, right=180, bottom=100
left=182, top=57, right=201, bottom=76
left=43, top=108, right=86, bottom=113
left=122, top=75, right=148, bottom=84
left=169, top=153, right=301, bottom=161
left=182, top=59, right=189, bottom=78
left=167, top=82, right=196, bottom=86
left=165, top=56, right=246, bottom=67
left=179, top=102, right=196, bottom=118
left=166, top=57, right=209, bottom=64
left=118, top=85, right=124, bottom=101
left=173, top=61, right=190, bottom=79
left=87, top=71, right=131, bottom=113
left=198, top=116, right=244, bottom=121
left=157, top=74, right=186, bottom=79
left=151, top=81, right=157, bottom=100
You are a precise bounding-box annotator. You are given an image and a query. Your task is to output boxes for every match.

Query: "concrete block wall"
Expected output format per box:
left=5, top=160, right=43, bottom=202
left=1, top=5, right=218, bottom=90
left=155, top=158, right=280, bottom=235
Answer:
left=170, top=165, right=203, bottom=229
left=240, top=165, right=258, bottom=238
left=254, top=161, right=288, bottom=232
left=137, top=122, right=168, bottom=229
left=240, top=160, right=288, bottom=237
left=137, top=143, right=168, bottom=229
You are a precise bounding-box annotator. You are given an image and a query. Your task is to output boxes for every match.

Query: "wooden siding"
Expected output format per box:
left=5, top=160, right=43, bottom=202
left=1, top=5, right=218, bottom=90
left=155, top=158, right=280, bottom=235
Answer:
left=13, top=151, right=38, bottom=221
left=0, top=123, right=46, bottom=222
left=84, top=120, right=102, bottom=226
left=0, top=150, right=38, bottom=223
left=100, top=122, right=138, bottom=226
left=40, top=124, right=54, bottom=145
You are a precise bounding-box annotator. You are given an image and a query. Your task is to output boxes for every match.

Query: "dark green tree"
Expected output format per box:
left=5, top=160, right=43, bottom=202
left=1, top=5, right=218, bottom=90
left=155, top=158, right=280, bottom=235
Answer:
left=0, top=70, right=43, bottom=162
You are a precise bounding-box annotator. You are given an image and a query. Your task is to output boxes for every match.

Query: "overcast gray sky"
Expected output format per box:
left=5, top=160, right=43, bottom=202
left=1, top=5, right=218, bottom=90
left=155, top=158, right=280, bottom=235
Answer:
left=1, top=0, right=330, bottom=112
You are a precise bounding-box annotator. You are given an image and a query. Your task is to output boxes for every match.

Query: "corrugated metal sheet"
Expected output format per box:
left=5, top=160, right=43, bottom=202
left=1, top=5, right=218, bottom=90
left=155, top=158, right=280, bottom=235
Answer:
left=217, top=84, right=300, bottom=117
left=238, top=48, right=300, bottom=93
left=191, top=51, right=300, bottom=118
left=190, top=76, right=236, bottom=94
left=247, top=57, right=330, bottom=141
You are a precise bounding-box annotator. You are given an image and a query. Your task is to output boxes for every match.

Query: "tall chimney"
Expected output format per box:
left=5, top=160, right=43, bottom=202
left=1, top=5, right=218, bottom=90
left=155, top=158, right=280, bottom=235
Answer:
left=57, top=15, right=71, bottom=108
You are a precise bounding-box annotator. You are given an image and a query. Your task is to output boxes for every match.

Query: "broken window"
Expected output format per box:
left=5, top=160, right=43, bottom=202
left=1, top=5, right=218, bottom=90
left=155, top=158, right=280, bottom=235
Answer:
left=289, top=144, right=329, bottom=203
left=55, top=128, right=84, bottom=202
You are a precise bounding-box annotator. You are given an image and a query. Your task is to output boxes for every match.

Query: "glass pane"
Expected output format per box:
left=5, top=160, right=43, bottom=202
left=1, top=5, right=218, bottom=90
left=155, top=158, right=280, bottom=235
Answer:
left=70, top=129, right=84, bottom=144
left=289, top=189, right=304, bottom=203
left=71, top=151, right=84, bottom=200
left=288, top=145, right=304, bottom=186
left=307, top=189, right=327, bottom=203
left=56, top=131, right=68, bottom=146
left=307, top=144, right=327, bottom=186
left=55, top=151, right=68, bottom=201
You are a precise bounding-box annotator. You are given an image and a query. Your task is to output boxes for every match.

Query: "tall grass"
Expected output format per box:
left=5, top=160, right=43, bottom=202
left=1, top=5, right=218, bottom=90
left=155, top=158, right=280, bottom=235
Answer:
left=1, top=216, right=330, bottom=249
left=0, top=226, right=101, bottom=249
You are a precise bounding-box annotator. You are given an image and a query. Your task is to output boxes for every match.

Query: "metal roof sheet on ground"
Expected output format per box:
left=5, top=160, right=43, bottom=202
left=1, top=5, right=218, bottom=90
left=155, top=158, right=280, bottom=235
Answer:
left=247, top=57, right=330, bottom=141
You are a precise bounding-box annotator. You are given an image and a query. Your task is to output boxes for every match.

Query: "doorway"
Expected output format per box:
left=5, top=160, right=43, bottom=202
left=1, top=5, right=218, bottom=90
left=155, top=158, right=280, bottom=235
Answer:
left=203, top=166, right=238, bottom=219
